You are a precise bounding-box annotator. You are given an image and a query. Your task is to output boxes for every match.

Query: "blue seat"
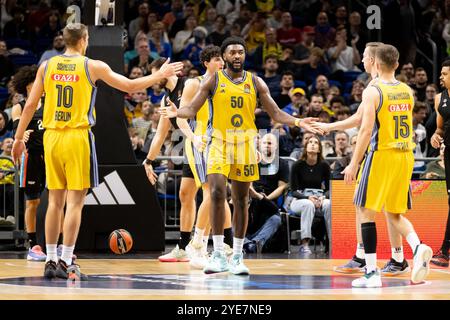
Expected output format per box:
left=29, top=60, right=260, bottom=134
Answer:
left=344, top=81, right=353, bottom=94
left=294, top=80, right=307, bottom=90
left=328, top=80, right=342, bottom=89
left=5, top=39, right=32, bottom=51
left=10, top=53, right=38, bottom=67
left=343, top=71, right=362, bottom=83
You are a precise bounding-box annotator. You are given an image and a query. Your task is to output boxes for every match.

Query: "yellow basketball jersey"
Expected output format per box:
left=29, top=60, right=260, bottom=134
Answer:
left=43, top=55, right=96, bottom=129
left=209, top=70, right=257, bottom=142
left=190, top=75, right=210, bottom=136
left=369, top=80, right=415, bottom=151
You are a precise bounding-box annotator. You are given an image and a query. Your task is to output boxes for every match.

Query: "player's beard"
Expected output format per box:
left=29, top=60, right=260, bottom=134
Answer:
left=226, top=60, right=243, bottom=73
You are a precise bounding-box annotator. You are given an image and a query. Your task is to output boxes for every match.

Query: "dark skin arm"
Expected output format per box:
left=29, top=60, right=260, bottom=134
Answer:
left=176, top=72, right=216, bottom=119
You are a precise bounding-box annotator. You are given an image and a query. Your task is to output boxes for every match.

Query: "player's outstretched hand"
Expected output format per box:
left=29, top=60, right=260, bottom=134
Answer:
left=342, top=162, right=358, bottom=185
left=160, top=97, right=178, bottom=118
left=431, top=132, right=443, bottom=149
left=158, top=58, right=184, bottom=78
left=23, top=130, right=34, bottom=143
left=144, top=162, right=158, bottom=185
left=11, top=139, right=25, bottom=165
left=310, top=121, right=330, bottom=135
left=300, top=117, right=324, bottom=135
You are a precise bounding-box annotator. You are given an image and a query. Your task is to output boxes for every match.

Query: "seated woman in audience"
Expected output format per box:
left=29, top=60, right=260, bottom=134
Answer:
left=289, top=135, right=331, bottom=254
left=421, top=144, right=446, bottom=179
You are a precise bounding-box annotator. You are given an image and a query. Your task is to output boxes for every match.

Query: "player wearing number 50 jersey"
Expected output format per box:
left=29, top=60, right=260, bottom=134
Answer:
left=11, top=23, right=183, bottom=281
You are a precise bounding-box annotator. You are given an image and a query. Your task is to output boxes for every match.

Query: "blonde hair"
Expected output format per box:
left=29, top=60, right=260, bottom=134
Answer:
left=63, top=23, right=88, bottom=47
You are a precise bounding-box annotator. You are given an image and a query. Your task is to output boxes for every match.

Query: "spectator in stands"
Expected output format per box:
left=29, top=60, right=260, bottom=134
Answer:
left=421, top=144, right=446, bottom=179
left=327, top=25, right=361, bottom=73
left=3, top=6, right=29, bottom=39
left=331, top=5, right=348, bottom=28
left=327, top=131, right=350, bottom=158
left=326, top=85, right=341, bottom=104
left=230, top=22, right=242, bottom=37
left=206, top=14, right=229, bottom=47
left=278, top=45, right=297, bottom=74
left=245, top=133, right=288, bottom=253
left=242, top=12, right=267, bottom=55
left=290, top=131, right=314, bottom=160
left=424, top=83, right=438, bottom=124
left=148, top=83, right=164, bottom=105
left=0, top=0, right=14, bottom=33
left=38, top=32, right=65, bottom=65
left=149, top=21, right=172, bottom=59
left=168, top=3, right=196, bottom=41
left=267, top=6, right=283, bottom=29
left=400, top=62, right=415, bottom=85
left=182, top=26, right=207, bottom=69
left=274, top=71, right=295, bottom=109
left=300, top=46, right=331, bottom=85
left=124, top=90, right=147, bottom=126
left=129, top=66, right=144, bottom=79
left=128, top=38, right=155, bottom=76
left=215, top=0, right=240, bottom=25
left=0, top=110, right=12, bottom=142
left=277, top=12, right=302, bottom=48
left=0, top=137, right=14, bottom=216
left=132, top=100, right=153, bottom=138
left=172, top=15, right=197, bottom=58
left=413, top=102, right=429, bottom=172
left=283, top=88, right=307, bottom=116
left=202, top=7, right=217, bottom=34
left=329, top=96, right=345, bottom=119
left=261, top=55, right=282, bottom=97
left=348, top=11, right=366, bottom=55
left=335, top=106, right=358, bottom=138
left=37, top=9, right=62, bottom=40
left=128, top=2, right=149, bottom=41
left=305, top=94, right=325, bottom=119
left=0, top=40, right=14, bottom=86
left=129, top=127, right=146, bottom=162
left=310, top=74, right=330, bottom=101
left=162, top=0, right=184, bottom=31
left=233, top=3, right=252, bottom=29
left=293, top=25, right=315, bottom=68
left=289, top=135, right=331, bottom=254
left=314, top=11, right=336, bottom=50
left=187, top=67, right=200, bottom=78
left=124, top=32, right=147, bottom=74
left=348, top=79, right=364, bottom=112
left=253, top=27, right=282, bottom=70
left=332, top=134, right=357, bottom=179
left=411, top=67, right=429, bottom=102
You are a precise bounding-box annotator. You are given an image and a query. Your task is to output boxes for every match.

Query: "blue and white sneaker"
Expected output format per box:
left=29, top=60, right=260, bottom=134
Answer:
left=352, top=269, right=382, bottom=288
left=228, top=253, right=249, bottom=275
left=203, top=250, right=229, bottom=274
left=27, top=245, right=47, bottom=261
left=411, top=244, right=432, bottom=284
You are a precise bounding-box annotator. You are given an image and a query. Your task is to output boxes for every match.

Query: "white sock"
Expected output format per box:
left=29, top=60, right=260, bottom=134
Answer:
left=406, top=232, right=421, bottom=254
left=61, top=245, right=75, bottom=266
left=356, top=243, right=365, bottom=259
left=365, top=253, right=377, bottom=273
left=46, top=244, right=57, bottom=263
left=392, top=246, right=404, bottom=263
left=212, top=235, right=224, bottom=253
left=193, top=227, right=205, bottom=245
left=233, top=237, right=244, bottom=255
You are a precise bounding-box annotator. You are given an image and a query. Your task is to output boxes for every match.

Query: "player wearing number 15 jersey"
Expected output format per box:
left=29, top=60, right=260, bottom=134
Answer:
left=342, top=44, right=432, bottom=288
left=11, top=23, right=183, bottom=281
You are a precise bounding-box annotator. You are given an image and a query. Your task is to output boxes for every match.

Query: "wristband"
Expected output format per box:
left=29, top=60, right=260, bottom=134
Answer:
left=144, top=158, right=153, bottom=166
left=294, top=118, right=301, bottom=127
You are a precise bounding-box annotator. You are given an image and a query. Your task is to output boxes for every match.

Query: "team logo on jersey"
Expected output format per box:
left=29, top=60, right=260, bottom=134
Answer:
left=236, top=168, right=241, bottom=176
left=51, top=74, right=79, bottom=82
left=388, top=103, right=411, bottom=112
left=443, top=99, right=447, bottom=108
left=231, top=114, right=243, bottom=127
left=244, top=84, right=251, bottom=94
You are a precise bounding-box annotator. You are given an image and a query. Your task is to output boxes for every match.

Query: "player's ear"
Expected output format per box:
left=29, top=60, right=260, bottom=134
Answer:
left=394, top=61, right=399, bottom=71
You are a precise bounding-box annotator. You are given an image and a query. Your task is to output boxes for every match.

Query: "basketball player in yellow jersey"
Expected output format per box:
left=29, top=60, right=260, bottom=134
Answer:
left=313, top=42, right=410, bottom=276
left=11, top=23, right=183, bottom=280
left=164, top=37, right=322, bottom=275
left=342, top=44, right=432, bottom=287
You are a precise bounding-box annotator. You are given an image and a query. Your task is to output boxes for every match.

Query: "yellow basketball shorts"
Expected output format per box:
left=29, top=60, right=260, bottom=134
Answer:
left=44, top=128, right=99, bottom=190
left=354, top=149, right=414, bottom=214
left=206, top=137, right=259, bottom=182
left=185, top=138, right=207, bottom=188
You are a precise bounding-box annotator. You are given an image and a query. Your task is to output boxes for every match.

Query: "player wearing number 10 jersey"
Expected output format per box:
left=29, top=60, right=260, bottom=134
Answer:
left=11, top=23, right=183, bottom=280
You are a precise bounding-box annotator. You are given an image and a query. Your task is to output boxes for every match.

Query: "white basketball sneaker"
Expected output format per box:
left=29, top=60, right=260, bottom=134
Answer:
left=352, top=269, right=382, bottom=288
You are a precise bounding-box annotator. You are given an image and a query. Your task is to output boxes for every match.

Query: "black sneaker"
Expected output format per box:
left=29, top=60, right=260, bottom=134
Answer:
left=381, top=258, right=410, bottom=276
left=43, top=260, right=57, bottom=279
left=430, top=250, right=449, bottom=268
left=56, top=260, right=88, bottom=281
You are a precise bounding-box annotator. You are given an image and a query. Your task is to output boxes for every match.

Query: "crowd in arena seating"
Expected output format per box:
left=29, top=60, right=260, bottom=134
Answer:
left=1, top=0, right=449, bottom=253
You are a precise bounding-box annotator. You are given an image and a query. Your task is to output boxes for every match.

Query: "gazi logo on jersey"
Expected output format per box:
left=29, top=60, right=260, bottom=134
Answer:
left=51, top=74, right=80, bottom=82
left=388, top=103, right=411, bottom=112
